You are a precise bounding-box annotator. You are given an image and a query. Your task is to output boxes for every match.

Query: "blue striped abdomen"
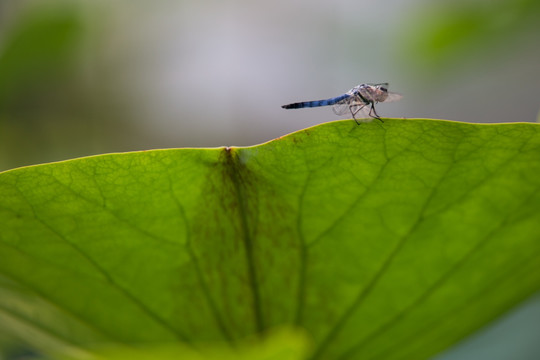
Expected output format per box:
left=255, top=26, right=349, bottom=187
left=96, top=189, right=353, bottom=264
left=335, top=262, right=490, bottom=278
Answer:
left=282, top=94, right=350, bottom=109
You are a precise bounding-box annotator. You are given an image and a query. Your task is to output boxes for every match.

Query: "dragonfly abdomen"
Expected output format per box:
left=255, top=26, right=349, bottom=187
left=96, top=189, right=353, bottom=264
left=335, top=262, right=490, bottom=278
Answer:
left=282, top=94, right=350, bottom=109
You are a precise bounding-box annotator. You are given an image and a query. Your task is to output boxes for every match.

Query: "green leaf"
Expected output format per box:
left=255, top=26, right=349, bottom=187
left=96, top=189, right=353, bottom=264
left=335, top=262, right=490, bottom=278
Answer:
left=89, top=328, right=310, bottom=360
left=1, top=119, right=540, bottom=359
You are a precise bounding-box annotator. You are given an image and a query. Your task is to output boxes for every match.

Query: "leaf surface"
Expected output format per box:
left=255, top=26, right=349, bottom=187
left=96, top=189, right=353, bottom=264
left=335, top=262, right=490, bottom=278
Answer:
left=1, top=119, right=540, bottom=359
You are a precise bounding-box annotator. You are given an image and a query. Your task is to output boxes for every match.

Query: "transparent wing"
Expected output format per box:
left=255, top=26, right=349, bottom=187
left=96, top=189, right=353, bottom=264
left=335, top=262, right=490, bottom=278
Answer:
left=332, top=97, right=368, bottom=116
left=382, top=91, right=403, bottom=103
left=332, top=98, right=353, bottom=115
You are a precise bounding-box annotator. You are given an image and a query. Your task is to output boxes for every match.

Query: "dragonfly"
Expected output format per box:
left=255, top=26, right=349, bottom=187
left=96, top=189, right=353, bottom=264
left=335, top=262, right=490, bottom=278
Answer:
left=281, top=83, right=402, bottom=124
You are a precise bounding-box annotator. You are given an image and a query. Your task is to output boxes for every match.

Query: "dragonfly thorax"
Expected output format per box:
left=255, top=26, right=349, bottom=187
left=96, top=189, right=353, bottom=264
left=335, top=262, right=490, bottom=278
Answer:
left=355, top=84, right=389, bottom=103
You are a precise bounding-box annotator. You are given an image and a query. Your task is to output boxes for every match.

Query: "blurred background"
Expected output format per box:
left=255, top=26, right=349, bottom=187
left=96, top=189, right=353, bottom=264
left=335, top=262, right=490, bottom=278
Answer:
left=0, top=0, right=539, bottom=358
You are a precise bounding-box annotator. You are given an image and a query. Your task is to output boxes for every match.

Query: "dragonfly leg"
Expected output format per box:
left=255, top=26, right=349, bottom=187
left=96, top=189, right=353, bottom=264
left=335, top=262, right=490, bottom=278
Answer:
left=369, top=103, right=384, bottom=123
left=350, top=105, right=366, bottom=125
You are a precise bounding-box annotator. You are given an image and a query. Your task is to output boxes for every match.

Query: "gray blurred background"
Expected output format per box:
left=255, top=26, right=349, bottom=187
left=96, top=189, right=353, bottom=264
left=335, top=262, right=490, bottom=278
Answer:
left=0, top=0, right=539, bottom=358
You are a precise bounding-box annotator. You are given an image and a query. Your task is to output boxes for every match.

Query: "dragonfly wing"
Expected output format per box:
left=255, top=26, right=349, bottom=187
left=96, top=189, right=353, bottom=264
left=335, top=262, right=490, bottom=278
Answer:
left=332, top=99, right=351, bottom=116
left=332, top=97, right=369, bottom=116
left=331, top=96, right=362, bottom=116
left=382, top=91, right=403, bottom=103
left=366, top=82, right=389, bottom=87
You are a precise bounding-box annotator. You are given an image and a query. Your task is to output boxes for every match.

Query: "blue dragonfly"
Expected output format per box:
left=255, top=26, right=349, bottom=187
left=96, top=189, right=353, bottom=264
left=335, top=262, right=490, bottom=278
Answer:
left=282, top=83, right=402, bottom=124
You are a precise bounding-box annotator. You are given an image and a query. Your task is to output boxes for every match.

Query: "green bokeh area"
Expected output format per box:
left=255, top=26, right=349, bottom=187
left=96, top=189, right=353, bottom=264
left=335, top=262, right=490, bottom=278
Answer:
left=1, top=119, right=540, bottom=359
